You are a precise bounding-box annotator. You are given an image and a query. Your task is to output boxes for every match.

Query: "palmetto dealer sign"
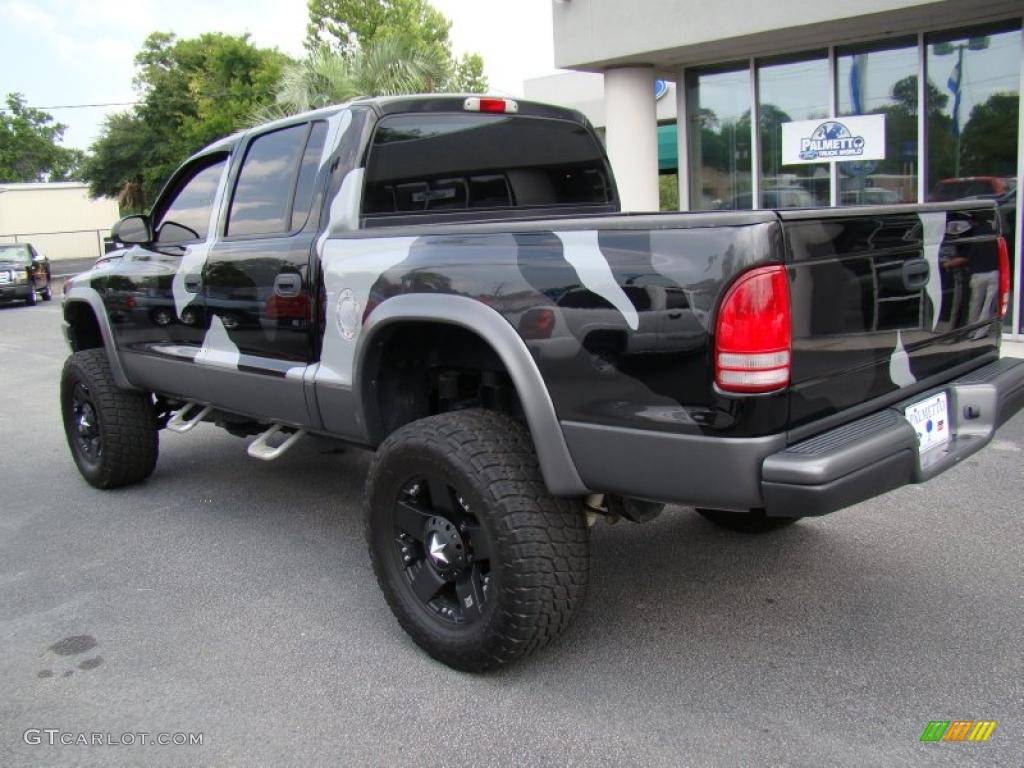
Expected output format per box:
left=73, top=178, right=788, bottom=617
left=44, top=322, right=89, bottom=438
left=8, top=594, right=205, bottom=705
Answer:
left=782, top=114, right=886, bottom=164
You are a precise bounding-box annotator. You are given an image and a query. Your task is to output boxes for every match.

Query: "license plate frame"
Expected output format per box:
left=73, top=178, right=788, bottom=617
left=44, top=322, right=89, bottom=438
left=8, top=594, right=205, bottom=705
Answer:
left=904, top=392, right=950, bottom=454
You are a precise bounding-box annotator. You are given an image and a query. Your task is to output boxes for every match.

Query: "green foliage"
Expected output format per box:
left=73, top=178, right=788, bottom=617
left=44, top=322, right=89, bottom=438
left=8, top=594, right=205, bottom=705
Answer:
left=79, top=112, right=152, bottom=211
left=658, top=174, right=679, bottom=211
left=254, top=37, right=457, bottom=123
left=451, top=53, right=487, bottom=93
left=306, top=0, right=451, bottom=58
left=960, top=92, right=1019, bottom=179
left=303, top=0, right=487, bottom=95
left=0, top=93, right=84, bottom=182
left=82, top=32, right=290, bottom=209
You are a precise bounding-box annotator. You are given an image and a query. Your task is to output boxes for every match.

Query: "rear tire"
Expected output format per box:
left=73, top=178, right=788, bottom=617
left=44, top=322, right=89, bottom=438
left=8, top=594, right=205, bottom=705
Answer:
left=366, top=409, right=590, bottom=672
left=696, top=507, right=799, bottom=533
left=60, top=349, right=159, bottom=489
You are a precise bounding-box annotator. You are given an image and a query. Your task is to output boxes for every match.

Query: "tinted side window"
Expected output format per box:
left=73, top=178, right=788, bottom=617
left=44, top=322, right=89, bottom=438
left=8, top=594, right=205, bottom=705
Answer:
left=290, top=122, right=328, bottom=230
left=156, top=157, right=227, bottom=244
left=227, top=124, right=308, bottom=237
left=364, top=114, right=612, bottom=215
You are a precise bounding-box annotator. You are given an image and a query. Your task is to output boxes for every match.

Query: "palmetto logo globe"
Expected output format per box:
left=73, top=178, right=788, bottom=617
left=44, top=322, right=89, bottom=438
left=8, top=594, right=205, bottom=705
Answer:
left=799, top=120, right=866, bottom=161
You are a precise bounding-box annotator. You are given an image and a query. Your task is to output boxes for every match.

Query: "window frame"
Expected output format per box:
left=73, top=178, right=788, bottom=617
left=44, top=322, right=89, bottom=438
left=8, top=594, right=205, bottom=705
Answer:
left=150, top=152, right=230, bottom=246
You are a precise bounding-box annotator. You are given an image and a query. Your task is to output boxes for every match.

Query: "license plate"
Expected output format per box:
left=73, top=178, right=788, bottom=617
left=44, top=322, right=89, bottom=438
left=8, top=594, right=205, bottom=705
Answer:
left=905, top=392, right=950, bottom=454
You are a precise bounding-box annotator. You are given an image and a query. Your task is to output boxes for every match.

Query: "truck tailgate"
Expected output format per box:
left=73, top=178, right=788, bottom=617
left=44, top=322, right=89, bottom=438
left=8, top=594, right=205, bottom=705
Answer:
left=781, top=203, right=1005, bottom=434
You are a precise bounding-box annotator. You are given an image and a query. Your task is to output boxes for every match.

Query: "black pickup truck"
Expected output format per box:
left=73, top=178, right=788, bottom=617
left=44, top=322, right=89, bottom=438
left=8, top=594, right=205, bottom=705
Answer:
left=60, top=95, right=1024, bottom=671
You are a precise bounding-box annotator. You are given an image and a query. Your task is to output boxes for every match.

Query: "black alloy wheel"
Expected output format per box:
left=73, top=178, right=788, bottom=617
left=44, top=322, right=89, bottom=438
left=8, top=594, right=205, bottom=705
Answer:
left=61, top=349, right=159, bottom=489
left=391, top=475, right=492, bottom=626
left=70, top=382, right=102, bottom=465
left=366, top=409, right=590, bottom=672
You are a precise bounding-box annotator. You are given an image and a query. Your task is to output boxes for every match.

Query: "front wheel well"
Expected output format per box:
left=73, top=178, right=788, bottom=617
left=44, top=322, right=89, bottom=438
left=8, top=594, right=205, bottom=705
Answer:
left=361, top=322, right=524, bottom=444
left=65, top=301, right=104, bottom=351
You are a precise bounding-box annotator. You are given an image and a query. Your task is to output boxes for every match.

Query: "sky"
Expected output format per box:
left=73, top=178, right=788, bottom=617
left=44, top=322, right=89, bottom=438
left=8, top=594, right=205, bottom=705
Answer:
left=0, top=0, right=559, bottom=150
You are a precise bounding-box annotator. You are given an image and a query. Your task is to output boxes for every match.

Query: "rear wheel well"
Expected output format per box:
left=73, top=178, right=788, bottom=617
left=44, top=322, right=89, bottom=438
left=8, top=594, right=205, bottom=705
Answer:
left=65, top=301, right=104, bottom=351
left=362, top=322, right=524, bottom=444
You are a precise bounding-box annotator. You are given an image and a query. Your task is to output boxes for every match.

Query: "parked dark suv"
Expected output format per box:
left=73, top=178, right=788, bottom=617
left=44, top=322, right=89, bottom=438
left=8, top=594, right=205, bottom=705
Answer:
left=0, top=243, right=52, bottom=305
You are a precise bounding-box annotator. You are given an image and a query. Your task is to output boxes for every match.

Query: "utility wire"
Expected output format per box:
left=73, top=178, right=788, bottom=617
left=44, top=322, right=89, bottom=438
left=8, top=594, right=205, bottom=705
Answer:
left=0, top=101, right=139, bottom=111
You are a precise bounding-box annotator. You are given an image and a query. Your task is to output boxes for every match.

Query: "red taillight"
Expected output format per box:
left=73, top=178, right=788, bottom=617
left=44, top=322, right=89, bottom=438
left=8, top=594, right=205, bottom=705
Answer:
left=997, top=236, right=1010, bottom=320
left=464, top=97, right=518, bottom=114
left=715, top=265, right=791, bottom=393
left=519, top=307, right=555, bottom=339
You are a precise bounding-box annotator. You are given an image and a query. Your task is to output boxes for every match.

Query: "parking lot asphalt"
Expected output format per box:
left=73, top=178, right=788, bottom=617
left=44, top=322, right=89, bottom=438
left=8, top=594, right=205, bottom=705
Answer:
left=1, top=297, right=1022, bottom=767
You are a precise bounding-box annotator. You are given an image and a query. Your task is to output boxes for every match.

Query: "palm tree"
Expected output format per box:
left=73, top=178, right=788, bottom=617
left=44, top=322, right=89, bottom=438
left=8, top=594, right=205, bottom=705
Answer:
left=251, top=38, right=451, bottom=123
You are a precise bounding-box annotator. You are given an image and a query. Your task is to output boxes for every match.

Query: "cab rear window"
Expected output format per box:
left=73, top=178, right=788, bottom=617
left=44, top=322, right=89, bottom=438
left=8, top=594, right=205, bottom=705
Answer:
left=363, top=114, right=612, bottom=216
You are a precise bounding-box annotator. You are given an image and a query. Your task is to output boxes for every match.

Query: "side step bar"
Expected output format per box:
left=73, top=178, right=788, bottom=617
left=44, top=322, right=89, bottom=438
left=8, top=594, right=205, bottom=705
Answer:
left=166, top=403, right=212, bottom=433
left=247, top=424, right=306, bottom=461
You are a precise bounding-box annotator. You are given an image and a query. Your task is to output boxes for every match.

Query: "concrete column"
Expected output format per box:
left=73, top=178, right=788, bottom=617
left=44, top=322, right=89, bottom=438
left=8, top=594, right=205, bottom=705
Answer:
left=604, top=66, right=659, bottom=212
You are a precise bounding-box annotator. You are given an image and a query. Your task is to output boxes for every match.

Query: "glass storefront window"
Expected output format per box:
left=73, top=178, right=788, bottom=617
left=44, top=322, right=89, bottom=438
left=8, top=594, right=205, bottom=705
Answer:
left=757, top=53, right=831, bottom=208
left=686, top=66, right=752, bottom=210
left=927, top=22, right=1021, bottom=330
left=837, top=39, right=919, bottom=205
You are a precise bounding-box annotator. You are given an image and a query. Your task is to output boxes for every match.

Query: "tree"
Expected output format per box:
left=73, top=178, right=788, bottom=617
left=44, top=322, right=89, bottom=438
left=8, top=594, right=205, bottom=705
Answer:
left=254, top=36, right=490, bottom=123
left=960, top=92, right=1019, bottom=178
left=306, top=0, right=451, bottom=58
left=304, top=0, right=487, bottom=93
left=0, top=93, right=84, bottom=182
left=451, top=53, right=487, bottom=93
left=83, top=32, right=290, bottom=209
left=79, top=112, right=152, bottom=211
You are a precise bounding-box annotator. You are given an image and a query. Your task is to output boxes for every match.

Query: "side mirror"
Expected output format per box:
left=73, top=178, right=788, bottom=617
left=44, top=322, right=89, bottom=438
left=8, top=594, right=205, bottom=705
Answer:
left=112, top=214, right=152, bottom=245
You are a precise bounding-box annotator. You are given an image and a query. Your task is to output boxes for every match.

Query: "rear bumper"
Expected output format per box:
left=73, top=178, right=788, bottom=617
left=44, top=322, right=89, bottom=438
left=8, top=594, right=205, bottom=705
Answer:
left=761, top=357, right=1024, bottom=516
left=560, top=357, right=1024, bottom=516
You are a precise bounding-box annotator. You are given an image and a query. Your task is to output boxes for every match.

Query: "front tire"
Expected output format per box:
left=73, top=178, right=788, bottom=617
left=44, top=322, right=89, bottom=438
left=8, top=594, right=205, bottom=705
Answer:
left=41, top=283, right=52, bottom=301
left=25, top=287, right=37, bottom=306
left=366, top=409, right=589, bottom=672
left=696, top=507, right=799, bottom=533
left=60, top=349, right=159, bottom=489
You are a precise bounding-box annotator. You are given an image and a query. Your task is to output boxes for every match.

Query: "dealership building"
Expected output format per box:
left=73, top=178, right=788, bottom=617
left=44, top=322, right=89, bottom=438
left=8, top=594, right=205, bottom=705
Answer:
left=533, top=0, right=1023, bottom=337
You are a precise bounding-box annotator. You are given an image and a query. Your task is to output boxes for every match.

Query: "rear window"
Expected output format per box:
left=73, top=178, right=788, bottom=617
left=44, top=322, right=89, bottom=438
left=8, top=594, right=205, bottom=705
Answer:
left=363, top=113, right=613, bottom=216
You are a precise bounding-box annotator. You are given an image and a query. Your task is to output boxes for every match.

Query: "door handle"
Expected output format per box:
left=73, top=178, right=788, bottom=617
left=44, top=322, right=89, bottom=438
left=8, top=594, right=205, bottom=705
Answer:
left=184, top=274, right=202, bottom=292
left=667, top=311, right=683, bottom=320
left=274, top=274, right=302, bottom=298
left=902, top=259, right=931, bottom=291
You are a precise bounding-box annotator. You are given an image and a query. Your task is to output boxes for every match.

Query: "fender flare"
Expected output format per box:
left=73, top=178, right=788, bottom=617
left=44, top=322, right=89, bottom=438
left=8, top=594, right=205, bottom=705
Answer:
left=63, top=286, right=138, bottom=391
left=354, top=294, right=590, bottom=497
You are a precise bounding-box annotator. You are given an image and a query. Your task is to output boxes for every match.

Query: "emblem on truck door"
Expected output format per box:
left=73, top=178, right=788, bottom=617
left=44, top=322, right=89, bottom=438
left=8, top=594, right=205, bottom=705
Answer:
left=335, top=288, right=360, bottom=340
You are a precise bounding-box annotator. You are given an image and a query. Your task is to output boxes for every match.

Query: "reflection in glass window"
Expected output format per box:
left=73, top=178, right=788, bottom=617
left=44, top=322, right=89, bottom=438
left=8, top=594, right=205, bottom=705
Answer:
left=228, top=123, right=308, bottom=237
left=837, top=39, right=919, bottom=205
left=926, top=24, right=1020, bottom=197
left=927, top=23, right=1021, bottom=330
left=686, top=66, right=752, bottom=210
left=758, top=53, right=831, bottom=208
left=0, top=244, right=32, bottom=264
left=155, top=157, right=227, bottom=244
